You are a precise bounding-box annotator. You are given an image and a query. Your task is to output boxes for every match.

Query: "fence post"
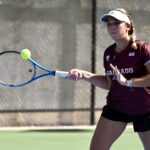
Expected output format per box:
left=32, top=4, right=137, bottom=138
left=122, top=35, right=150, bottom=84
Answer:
left=90, top=0, right=97, bottom=125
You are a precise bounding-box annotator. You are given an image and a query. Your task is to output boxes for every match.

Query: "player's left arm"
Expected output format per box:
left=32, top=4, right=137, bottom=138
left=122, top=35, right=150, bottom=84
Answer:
left=129, top=43, right=150, bottom=87
left=131, top=63, right=150, bottom=87
left=110, top=63, right=150, bottom=87
left=110, top=42, right=150, bottom=87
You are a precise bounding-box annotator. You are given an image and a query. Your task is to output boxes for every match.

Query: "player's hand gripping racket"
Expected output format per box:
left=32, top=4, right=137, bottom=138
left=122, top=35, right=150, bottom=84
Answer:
left=0, top=50, right=70, bottom=87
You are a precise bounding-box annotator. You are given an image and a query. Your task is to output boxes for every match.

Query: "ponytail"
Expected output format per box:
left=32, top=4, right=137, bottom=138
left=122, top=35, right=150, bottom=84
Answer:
left=128, top=18, right=137, bottom=49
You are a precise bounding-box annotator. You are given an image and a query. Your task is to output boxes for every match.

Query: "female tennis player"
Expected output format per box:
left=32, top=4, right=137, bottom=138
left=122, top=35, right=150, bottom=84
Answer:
left=67, top=8, right=150, bottom=150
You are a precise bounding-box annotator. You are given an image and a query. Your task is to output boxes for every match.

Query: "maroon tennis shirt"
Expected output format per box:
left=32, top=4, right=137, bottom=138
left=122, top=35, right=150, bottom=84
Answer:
left=103, top=40, right=150, bottom=115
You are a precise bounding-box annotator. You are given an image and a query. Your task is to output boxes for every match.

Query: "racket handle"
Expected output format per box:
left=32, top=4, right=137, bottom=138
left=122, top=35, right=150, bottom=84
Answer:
left=55, top=71, right=70, bottom=78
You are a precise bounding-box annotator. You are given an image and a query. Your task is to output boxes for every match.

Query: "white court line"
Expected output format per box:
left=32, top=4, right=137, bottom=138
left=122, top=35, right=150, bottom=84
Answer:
left=0, top=125, right=133, bottom=131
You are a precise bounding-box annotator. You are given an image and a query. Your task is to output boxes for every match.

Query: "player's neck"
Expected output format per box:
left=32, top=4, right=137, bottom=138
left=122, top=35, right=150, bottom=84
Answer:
left=115, top=37, right=130, bottom=52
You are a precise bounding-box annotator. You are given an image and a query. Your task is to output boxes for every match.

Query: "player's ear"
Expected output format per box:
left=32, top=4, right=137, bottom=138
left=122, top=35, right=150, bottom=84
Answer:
left=126, top=23, right=131, bottom=30
left=125, top=23, right=132, bottom=34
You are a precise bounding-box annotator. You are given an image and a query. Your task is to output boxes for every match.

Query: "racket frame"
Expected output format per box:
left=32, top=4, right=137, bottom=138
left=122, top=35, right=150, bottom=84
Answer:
left=0, top=50, right=69, bottom=87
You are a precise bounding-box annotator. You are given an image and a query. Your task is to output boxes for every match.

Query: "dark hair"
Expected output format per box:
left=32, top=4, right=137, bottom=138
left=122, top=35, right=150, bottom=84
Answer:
left=115, top=8, right=137, bottom=49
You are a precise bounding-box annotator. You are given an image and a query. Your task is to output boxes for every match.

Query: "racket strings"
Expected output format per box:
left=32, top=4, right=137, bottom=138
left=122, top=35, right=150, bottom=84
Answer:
left=0, top=52, right=34, bottom=86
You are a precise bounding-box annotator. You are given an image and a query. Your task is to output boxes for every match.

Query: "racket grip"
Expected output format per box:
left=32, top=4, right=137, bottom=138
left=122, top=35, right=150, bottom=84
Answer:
left=55, top=71, right=70, bottom=78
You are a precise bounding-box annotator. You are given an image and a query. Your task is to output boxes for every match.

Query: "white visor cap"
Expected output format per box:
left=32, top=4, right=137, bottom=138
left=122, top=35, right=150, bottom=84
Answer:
left=100, top=10, right=131, bottom=24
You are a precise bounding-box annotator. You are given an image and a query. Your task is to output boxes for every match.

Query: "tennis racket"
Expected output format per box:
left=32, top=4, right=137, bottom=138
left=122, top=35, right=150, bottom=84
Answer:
left=0, top=50, right=70, bottom=87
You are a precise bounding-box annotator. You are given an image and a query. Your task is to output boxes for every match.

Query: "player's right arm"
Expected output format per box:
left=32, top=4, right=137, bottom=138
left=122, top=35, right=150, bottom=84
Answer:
left=68, top=69, right=111, bottom=90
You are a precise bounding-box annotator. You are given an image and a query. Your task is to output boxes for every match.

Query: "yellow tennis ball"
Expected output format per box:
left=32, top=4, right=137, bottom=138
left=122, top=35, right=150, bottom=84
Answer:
left=21, top=49, right=31, bottom=60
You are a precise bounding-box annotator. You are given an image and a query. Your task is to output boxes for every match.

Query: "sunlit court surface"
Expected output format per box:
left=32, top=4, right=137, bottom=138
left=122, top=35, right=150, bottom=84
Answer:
left=0, top=125, right=143, bottom=150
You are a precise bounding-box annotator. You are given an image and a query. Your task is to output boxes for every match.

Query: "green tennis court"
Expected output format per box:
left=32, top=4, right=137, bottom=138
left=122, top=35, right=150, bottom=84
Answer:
left=0, top=127, right=143, bottom=150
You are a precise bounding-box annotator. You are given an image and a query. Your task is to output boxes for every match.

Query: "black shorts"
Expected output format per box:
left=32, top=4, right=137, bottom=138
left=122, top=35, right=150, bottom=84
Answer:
left=101, top=105, right=150, bottom=132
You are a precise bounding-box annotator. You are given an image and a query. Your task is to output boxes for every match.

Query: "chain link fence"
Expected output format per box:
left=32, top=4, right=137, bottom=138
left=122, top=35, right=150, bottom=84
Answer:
left=0, top=0, right=149, bottom=126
